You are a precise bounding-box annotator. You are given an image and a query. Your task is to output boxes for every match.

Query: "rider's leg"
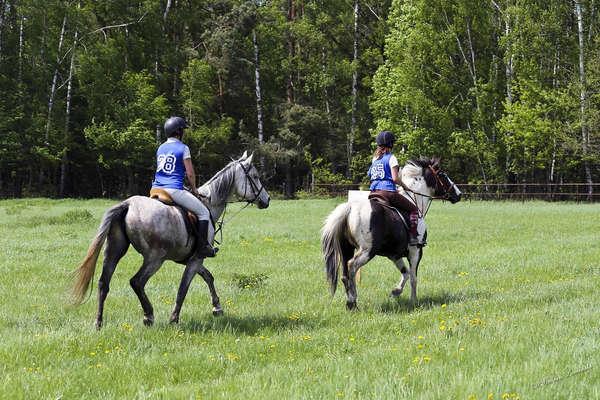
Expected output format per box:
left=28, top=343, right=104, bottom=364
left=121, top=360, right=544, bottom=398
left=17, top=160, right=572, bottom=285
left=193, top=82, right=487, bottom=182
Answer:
left=164, top=189, right=218, bottom=257
left=389, top=191, right=426, bottom=246
left=408, top=211, right=426, bottom=246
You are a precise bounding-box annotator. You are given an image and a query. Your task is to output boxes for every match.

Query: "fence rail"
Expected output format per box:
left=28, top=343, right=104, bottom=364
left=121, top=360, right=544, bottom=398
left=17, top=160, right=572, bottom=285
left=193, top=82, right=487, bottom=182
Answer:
left=311, top=183, right=600, bottom=201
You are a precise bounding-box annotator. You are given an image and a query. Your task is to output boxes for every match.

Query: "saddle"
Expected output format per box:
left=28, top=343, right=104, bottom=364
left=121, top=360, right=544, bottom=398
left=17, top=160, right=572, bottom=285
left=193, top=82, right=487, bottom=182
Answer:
left=367, top=192, right=409, bottom=229
left=149, top=188, right=197, bottom=241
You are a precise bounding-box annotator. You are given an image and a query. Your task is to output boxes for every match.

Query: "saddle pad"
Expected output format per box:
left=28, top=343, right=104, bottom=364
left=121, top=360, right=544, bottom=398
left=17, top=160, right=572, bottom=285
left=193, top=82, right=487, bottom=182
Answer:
left=368, top=195, right=409, bottom=229
left=149, top=188, right=174, bottom=205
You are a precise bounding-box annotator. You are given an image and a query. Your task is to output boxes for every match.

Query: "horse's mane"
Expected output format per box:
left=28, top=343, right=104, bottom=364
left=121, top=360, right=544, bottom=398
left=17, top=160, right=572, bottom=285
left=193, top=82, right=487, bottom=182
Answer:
left=405, top=158, right=440, bottom=188
left=199, top=160, right=239, bottom=202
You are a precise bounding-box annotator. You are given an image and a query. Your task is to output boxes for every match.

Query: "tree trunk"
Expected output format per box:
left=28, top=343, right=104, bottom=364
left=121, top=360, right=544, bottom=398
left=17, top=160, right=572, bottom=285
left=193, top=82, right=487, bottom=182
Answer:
left=286, top=0, right=295, bottom=104
left=163, top=0, right=172, bottom=24
left=45, top=15, right=67, bottom=144
left=347, top=0, right=359, bottom=178
left=574, top=0, right=593, bottom=199
left=322, top=47, right=331, bottom=125
left=17, top=14, right=24, bottom=88
left=0, top=0, right=7, bottom=59
left=60, top=30, right=78, bottom=197
left=253, top=30, right=264, bottom=145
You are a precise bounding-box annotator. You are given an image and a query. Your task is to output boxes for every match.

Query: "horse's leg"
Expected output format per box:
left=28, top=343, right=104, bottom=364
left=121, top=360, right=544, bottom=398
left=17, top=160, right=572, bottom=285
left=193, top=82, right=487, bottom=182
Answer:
left=346, top=249, right=372, bottom=310
left=390, top=258, right=409, bottom=297
left=197, top=265, right=223, bottom=316
left=340, top=243, right=355, bottom=306
left=407, top=247, right=423, bottom=305
left=96, top=226, right=129, bottom=330
left=130, top=257, right=164, bottom=326
left=169, top=260, right=201, bottom=324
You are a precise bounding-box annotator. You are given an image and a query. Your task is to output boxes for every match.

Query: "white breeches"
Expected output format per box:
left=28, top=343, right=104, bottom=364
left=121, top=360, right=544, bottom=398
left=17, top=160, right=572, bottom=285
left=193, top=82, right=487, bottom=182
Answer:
left=162, top=188, right=211, bottom=221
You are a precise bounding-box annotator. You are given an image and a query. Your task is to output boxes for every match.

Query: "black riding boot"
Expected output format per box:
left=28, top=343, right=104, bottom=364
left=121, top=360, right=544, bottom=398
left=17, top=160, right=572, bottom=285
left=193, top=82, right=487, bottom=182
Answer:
left=194, top=220, right=218, bottom=258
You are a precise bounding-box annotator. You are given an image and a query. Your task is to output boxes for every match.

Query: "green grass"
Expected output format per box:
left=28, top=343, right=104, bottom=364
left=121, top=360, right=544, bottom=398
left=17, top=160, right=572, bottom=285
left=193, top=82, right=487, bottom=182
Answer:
left=0, top=198, right=598, bottom=399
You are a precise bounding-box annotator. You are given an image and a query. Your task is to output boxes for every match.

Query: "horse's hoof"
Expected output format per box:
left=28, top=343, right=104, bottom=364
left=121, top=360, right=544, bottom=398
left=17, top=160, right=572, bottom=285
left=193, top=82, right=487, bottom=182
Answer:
left=212, top=307, right=224, bottom=316
left=346, top=301, right=358, bottom=311
left=169, top=315, right=179, bottom=324
left=143, top=315, right=154, bottom=327
left=95, top=320, right=103, bottom=330
left=391, top=288, right=403, bottom=297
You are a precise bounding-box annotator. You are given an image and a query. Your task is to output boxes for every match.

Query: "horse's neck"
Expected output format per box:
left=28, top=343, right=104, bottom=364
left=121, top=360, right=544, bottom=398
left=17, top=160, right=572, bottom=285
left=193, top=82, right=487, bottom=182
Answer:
left=199, top=167, right=235, bottom=221
left=400, top=178, right=432, bottom=217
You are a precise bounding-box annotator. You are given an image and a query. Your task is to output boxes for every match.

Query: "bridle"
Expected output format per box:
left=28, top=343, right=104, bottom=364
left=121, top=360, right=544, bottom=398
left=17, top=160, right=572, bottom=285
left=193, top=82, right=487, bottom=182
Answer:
left=399, top=165, right=458, bottom=217
left=212, top=161, right=267, bottom=244
left=238, top=161, right=267, bottom=204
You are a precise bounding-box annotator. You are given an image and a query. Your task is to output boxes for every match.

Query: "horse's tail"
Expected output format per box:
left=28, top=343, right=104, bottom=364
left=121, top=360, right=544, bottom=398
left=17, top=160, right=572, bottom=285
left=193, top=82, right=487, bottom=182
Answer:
left=71, top=201, right=129, bottom=304
left=321, top=202, right=351, bottom=295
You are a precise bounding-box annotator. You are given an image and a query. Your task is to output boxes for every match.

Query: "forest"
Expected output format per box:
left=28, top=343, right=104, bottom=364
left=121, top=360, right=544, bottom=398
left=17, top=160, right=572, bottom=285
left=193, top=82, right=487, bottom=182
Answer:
left=0, top=0, right=598, bottom=198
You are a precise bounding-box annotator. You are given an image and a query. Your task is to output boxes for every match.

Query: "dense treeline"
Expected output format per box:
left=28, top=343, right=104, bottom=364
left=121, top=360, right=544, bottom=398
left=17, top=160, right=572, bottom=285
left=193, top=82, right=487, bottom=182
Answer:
left=0, top=0, right=597, bottom=198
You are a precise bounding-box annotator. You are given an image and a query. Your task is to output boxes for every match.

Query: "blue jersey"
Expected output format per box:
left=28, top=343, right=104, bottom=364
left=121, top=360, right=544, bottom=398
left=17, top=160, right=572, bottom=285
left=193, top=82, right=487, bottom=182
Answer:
left=152, top=139, right=188, bottom=189
left=369, top=153, right=396, bottom=191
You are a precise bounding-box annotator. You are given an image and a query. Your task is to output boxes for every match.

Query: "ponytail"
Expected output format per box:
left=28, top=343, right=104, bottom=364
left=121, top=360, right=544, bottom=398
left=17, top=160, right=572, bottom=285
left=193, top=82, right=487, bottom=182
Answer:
left=373, top=146, right=391, bottom=159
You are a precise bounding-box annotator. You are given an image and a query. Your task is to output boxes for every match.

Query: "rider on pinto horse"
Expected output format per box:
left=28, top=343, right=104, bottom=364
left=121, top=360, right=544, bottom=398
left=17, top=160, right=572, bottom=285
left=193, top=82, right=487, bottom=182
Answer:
left=151, top=116, right=218, bottom=258
left=367, top=131, right=426, bottom=247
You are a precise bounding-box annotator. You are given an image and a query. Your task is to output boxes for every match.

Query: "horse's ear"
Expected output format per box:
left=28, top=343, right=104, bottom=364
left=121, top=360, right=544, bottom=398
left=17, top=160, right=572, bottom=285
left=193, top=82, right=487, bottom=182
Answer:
left=241, top=150, right=248, bottom=160
left=431, top=157, right=441, bottom=170
left=245, top=152, right=254, bottom=164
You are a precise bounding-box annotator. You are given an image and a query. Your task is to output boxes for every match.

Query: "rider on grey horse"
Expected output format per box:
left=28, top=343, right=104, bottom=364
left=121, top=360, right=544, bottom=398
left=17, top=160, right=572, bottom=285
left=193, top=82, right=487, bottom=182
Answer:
left=367, top=131, right=426, bottom=246
left=151, top=116, right=218, bottom=258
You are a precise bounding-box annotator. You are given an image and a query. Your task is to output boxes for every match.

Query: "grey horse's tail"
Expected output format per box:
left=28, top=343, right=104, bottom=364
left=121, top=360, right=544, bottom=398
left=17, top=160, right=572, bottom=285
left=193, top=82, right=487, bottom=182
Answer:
left=321, top=202, right=351, bottom=295
left=71, top=201, right=129, bottom=304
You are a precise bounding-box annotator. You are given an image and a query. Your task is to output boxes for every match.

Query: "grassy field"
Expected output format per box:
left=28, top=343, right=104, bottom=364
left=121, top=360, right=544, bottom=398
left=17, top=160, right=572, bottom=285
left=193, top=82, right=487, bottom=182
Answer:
left=0, top=198, right=598, bottom=399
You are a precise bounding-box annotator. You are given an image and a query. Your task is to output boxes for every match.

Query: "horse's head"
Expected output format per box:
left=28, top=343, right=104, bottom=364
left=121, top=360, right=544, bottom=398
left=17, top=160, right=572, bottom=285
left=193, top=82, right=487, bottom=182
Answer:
left=232, top=151, right=270, bottom=209
left=403, top=158, right=461, bottom=203
left=424, top=158, right=462, bottom=203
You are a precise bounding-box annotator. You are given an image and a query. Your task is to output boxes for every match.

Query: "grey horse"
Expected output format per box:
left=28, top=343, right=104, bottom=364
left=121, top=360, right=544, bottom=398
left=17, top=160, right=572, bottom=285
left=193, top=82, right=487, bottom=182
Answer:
left=72, top=151, right=270, bottom=329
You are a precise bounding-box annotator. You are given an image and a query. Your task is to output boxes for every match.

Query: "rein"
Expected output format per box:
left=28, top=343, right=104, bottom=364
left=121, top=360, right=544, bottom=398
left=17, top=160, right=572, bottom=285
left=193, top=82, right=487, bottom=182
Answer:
left=208, top=160, right=266, bottom=245
left=399, top=165, right=453, bottom=217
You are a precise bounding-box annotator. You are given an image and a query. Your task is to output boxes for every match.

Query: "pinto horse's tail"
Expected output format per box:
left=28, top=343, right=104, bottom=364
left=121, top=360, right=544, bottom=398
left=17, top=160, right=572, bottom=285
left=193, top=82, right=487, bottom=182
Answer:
left=71, top=201, right=129, bottom=304
left=321, top=202, right=352, bottom=295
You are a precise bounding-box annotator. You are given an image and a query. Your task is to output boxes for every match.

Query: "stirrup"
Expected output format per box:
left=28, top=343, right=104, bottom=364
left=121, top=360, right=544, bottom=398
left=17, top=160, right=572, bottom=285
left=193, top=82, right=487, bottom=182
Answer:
left=196, top=245, right=219, bottom=258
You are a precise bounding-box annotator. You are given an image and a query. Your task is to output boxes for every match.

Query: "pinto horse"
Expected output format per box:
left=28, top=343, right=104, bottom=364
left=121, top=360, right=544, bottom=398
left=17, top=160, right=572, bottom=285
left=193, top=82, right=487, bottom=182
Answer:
left=71, top=152, right=270, bottom=329
left=321, top=158, right=461, bottom=310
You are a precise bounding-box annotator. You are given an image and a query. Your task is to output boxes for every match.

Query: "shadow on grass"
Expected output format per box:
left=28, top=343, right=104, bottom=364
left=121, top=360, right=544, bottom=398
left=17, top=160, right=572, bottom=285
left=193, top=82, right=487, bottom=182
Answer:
left=176, top=313, right=320, bottom=336
left=377, top=291, right=472, bottom=314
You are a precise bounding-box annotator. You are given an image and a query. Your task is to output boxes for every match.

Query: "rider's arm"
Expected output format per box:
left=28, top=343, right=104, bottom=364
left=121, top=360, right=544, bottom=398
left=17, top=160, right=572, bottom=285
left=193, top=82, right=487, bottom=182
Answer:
left=391, top=166, right=401, bottom=185
left=184, top=158, right=200, bottom=196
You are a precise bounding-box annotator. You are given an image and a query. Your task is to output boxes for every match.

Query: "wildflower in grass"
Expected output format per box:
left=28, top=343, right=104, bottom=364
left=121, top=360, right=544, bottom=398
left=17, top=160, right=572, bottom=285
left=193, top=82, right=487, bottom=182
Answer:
left=469, top=317, right=484, bottom=327
left=417, top=335, right=424, bottom=340
left=226, top=353, right=239, bottom=361
left=467, top=395, right=476, bottom=400
left=121, top=323, right=133, bottom=332
left=301, top=335, right=312, bottom=341
left=336, top=390, right=344, bottom=398
left=457, top=271, right=469, bottom=277
left=441, top=303, right=447, bottom=309
left=488, top=393, right=494, bottom=400
left=288, top=312, right=301, bottom=321
left=263, top=236, right=273, bottom=242
left=349, top=336, right=355, bottom=342
left=501, top=393, right=519, bottom=400
left=89, top=352, right=96, bottom=357
left=423, top=356, right=431, bottom=363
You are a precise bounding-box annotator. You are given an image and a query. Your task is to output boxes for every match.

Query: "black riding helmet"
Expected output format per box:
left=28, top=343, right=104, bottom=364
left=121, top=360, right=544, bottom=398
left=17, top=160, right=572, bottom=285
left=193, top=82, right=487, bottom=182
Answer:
left=376, top=130, right=395, bottom=148
left=164, top=116, right=188, bottom=137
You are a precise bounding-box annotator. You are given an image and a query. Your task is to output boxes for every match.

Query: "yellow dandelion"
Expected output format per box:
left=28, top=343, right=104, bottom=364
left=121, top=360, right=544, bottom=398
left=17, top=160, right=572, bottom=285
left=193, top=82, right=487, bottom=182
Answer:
left=441, top=303, right=447, bottom=309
